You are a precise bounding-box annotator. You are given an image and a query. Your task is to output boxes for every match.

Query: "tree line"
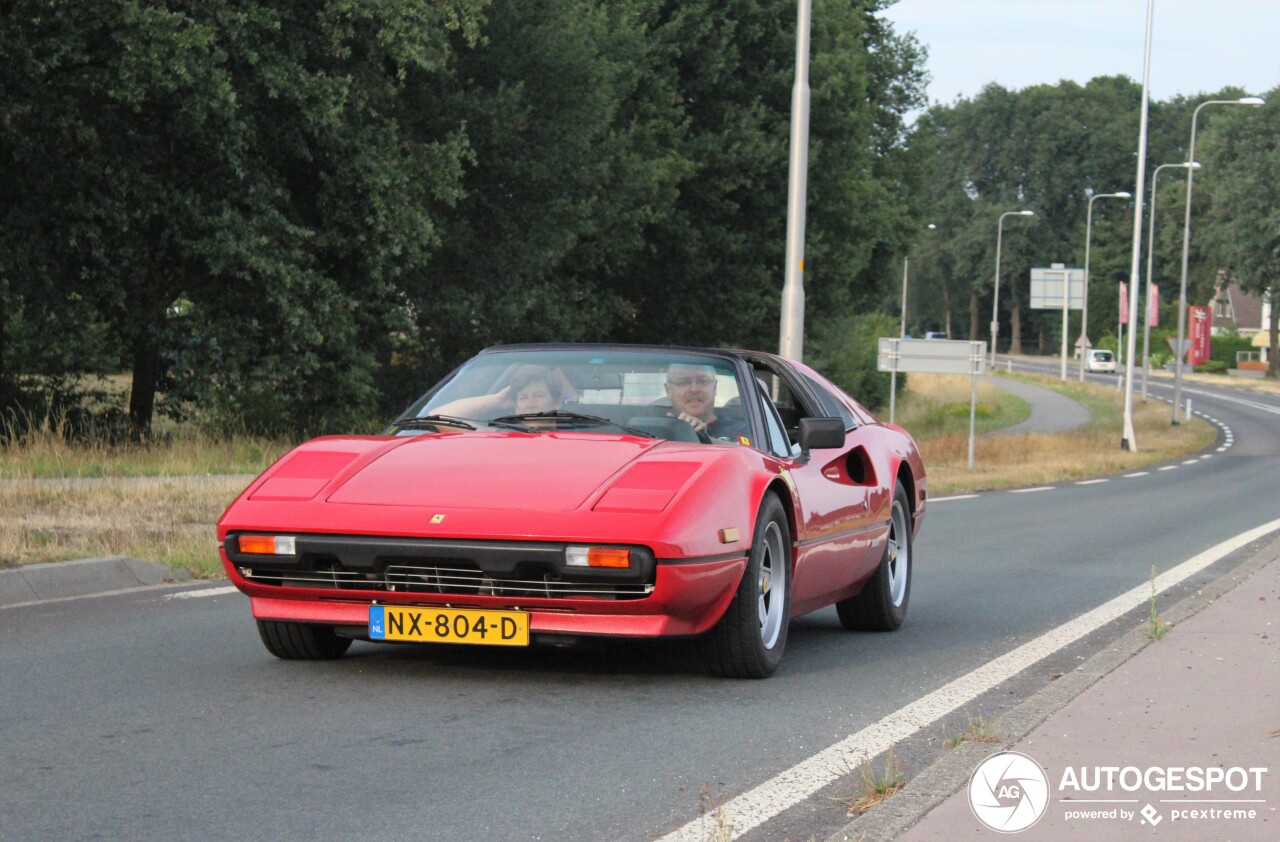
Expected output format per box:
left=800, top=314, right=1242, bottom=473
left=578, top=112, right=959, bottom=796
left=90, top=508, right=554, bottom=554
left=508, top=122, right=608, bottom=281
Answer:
left=2, top=1, right=1274, bottom=442
left=903, top=76, right=1278, bottom=377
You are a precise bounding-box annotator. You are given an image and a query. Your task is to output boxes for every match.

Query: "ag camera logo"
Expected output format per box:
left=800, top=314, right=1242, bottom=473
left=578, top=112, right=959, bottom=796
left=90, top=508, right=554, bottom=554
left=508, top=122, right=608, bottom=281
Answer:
left=968, top=751, right=1050, bottom=833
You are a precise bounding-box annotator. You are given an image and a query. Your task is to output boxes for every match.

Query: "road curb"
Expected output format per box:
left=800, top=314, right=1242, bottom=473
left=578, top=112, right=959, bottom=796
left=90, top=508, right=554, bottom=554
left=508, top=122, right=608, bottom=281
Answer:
left=828, top=531, right=1280, bottom=842
left=0, top=556, right=191, bottom=608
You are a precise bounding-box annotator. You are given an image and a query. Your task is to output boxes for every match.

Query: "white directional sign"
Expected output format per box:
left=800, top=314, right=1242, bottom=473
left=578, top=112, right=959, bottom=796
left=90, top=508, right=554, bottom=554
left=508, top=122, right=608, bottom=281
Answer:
left=877, top=338, right=987, bottom=375
left=877, top=337, right=988, bottom=469
left=1030, top=266, right=1085, bottom=310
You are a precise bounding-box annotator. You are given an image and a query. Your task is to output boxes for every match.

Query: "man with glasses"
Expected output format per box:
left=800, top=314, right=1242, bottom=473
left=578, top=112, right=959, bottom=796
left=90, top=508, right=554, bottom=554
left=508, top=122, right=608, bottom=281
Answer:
left=664, top=362, right=748, bottom=441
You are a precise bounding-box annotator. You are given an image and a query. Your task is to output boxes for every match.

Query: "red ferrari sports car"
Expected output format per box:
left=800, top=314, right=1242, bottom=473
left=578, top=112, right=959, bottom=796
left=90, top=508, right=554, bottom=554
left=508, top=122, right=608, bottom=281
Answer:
left=218, top=344, right=927, bottom=678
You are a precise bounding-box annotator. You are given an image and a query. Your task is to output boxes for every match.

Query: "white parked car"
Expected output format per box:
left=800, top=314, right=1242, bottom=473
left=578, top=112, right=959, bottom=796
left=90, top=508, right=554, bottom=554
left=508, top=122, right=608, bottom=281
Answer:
left=1085, top=349, right=1117, bottom=373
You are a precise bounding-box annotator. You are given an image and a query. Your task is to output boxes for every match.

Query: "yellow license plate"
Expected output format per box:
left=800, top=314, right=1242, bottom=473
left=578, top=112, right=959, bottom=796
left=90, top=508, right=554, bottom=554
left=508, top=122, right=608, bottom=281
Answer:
left=369, top=605, right=529, bottom=646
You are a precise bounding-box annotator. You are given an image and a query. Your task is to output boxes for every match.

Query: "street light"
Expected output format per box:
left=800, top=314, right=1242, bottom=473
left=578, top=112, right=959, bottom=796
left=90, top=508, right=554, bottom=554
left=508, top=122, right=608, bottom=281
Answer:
left=889, top=223, right=937, bottom=424
left=1172, top=96, right=1265, bottom=423
left=990, top=210, right=1035, bottom=367
left=1120, top=0, right=1155, bottom=453
left=1079, top=191, right=1131, bottom=382
left=1141, top=162, right=1199, bottom=399
left=778, top=0, right=813, bottom=362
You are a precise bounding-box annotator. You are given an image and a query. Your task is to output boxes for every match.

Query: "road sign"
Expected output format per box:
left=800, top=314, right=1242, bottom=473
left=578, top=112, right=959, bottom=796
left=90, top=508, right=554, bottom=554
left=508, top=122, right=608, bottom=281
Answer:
left=1030, top=266, right=1085, bottom=310
left=877, top=338, right=987, bottom=375
left=1166, top=337, right=1192, bottom=359
left=878, top=338, right=988, bottom=470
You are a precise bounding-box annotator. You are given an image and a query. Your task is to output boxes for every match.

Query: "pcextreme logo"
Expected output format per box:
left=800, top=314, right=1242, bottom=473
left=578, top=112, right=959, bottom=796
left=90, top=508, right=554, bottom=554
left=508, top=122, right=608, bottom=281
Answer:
left=968, top=751, right=1270, bottom=833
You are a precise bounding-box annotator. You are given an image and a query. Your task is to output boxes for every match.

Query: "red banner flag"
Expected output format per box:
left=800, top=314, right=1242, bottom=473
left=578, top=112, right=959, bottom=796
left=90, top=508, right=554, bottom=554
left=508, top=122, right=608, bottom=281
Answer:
left=1148, top=284, right=1159, bottom=327
left=1188, top=306, right=1213, bottom=366
left=1119, top=282, right=1129, bottom=325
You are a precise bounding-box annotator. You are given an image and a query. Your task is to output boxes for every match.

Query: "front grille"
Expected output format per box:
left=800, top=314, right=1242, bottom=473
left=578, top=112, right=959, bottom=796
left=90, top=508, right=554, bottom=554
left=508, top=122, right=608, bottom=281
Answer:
left=227, top=534, right=655, bottom=601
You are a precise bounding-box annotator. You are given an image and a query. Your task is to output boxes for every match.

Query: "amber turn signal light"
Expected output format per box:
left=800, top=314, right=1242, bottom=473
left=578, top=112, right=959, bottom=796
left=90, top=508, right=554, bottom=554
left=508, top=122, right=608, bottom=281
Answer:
left=237, top=535, right=297, bottom=555
left=565, top=546, right=631, bottom=568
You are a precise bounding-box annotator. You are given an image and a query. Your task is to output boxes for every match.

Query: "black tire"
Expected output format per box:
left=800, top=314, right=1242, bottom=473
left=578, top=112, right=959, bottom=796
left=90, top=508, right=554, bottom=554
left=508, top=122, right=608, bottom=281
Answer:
left=699, top=493, right=791, bottom=678
left=256, top=620, right=353, bottom=660
left=837, top=483, right=913, bottom=632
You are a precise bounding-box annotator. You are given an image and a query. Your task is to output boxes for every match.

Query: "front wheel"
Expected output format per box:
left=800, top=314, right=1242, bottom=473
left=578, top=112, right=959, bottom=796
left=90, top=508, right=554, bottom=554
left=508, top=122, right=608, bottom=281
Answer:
left=257, top=620, right=353, bottom=660
left=700, top=493, right=791, bottom=678
left=836, top=483, right=912, bottom=631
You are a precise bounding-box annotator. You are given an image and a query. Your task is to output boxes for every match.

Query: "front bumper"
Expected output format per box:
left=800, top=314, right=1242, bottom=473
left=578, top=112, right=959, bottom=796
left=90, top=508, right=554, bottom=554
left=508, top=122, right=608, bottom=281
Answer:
left=222, top=532, right=746, bottom=638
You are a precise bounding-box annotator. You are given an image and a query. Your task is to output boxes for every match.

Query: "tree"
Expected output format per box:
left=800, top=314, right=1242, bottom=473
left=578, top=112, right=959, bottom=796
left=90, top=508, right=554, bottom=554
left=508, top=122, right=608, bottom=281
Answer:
left=907, top=77, right=1228, bottom=356
left=0, top=1, right=487, bottom=438
left=1198, top=87, right=1280, bottom=378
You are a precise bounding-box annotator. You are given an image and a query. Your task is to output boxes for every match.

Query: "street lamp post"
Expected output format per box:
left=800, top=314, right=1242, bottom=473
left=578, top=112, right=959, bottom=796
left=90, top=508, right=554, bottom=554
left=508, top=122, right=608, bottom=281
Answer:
left=1141, top=162, right=1199, bottom=399
left=1120, top=0, right=1155, bottom=452
left=1172, top=96, right=1265, bottom=423
left=890, top=224, right=937, bottom=424
left=1079, top=191, right=1131, bottom=382
left=778, top=0, right=813, bottom=362
left=990, top=210, right=1035, bottom=367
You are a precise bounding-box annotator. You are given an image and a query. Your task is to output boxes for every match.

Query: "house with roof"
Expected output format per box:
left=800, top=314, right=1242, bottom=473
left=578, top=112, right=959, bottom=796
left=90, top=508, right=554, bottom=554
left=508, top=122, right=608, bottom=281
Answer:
left=1208, top=275, right=1273, bottom=369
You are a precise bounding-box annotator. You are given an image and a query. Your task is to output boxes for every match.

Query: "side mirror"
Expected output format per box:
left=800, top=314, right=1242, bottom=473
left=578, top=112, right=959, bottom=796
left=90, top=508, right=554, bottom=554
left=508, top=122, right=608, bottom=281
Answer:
left=797, top=417, right=845, bottom=459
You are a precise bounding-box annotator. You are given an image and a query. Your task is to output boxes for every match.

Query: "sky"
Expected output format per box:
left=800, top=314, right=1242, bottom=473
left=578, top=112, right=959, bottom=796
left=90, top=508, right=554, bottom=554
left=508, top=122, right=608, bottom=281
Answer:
left=878, top=0, right=1280, bottom=109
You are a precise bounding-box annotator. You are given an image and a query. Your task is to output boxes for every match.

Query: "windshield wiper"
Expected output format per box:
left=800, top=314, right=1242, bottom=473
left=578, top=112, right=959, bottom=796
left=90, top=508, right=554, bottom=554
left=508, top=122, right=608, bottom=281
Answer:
left=392, top=415, right=478, bottom=431
left=489, top=411, right=656, bottom=438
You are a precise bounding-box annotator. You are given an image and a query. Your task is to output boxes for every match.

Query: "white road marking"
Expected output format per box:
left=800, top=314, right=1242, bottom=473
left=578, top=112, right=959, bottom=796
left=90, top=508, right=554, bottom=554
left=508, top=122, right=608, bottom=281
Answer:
left=1158, top=466, right=1179, bottom=472
left=930, top=495, right=979, bottom=503
left=1181, top=459, right=1199, bottom=465
left=166, top=586, right=238, bottom=600
left=1075, top=479, right=1109, bottom=485
left=657, top=518, right=1280, bottom=842
left=1124, top=471, right=1150, bottom=478
left=1181, top=390, right=1280, bottom=417
left=1010, top=486, right=1054, bottom=494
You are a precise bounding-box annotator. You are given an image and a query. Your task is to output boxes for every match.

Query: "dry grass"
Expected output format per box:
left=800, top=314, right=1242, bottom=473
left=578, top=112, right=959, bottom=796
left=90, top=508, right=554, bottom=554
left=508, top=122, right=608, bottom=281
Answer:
left=0, top=476, right=249, bottom=578
left=0, top=414, right=292, bottom=480
left=946, top=714, right=1001, bottom=749
left=908, top=373, right=1217, bottom=496
left=1172, top=369, right=1280, bottom=394
left=836, top=747, right=906, bottom=817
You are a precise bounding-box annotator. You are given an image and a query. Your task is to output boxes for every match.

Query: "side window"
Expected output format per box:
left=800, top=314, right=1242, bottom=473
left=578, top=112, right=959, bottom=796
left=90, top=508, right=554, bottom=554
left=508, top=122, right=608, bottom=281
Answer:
left=755, top=380, right=795, bottom=457
left=800, top=374, right=856, bottom=429
left=753, top=369, right=800, bottom=441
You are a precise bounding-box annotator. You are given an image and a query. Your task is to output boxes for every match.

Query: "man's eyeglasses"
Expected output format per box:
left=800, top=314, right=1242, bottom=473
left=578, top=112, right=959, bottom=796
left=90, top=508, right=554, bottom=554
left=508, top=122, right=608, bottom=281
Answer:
left=668, top=376, right=716, bottom=389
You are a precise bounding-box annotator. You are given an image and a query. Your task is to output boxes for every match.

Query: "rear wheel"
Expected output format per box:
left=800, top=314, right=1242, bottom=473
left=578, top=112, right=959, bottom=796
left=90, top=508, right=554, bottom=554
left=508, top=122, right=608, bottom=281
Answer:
left=700, top=493, right=791, bottom=678
left=256, top=620, right=353, bottom=660
left=837, top=483, right=912, bottom=631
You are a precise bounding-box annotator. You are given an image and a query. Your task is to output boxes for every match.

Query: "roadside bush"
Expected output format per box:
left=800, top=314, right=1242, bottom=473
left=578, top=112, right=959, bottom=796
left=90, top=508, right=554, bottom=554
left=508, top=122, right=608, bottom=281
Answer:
left=1211, top=333, right=1254, bottom=369
left=807, top=312, right=898, bottom=412
left=1195, top=359, right=1229, bottom=374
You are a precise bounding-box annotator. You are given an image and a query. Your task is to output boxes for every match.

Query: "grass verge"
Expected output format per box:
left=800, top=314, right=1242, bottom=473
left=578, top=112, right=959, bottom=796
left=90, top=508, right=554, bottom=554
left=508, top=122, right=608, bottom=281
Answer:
left=904, top=372, right=1217, bottom=496
left=0, top=477, right=249, bottom=578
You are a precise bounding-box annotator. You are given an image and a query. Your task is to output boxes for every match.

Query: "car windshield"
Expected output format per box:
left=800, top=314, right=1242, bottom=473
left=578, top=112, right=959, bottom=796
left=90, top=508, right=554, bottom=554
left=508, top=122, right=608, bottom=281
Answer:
left=1092, top=351, right=1114, bottom=361
left=395, top=348, right=749, bottom=445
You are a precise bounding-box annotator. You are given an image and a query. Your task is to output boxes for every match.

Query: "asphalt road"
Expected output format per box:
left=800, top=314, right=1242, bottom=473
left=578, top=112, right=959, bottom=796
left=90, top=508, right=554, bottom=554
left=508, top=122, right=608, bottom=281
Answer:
left=2, top=364, right=1277, bottom=842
